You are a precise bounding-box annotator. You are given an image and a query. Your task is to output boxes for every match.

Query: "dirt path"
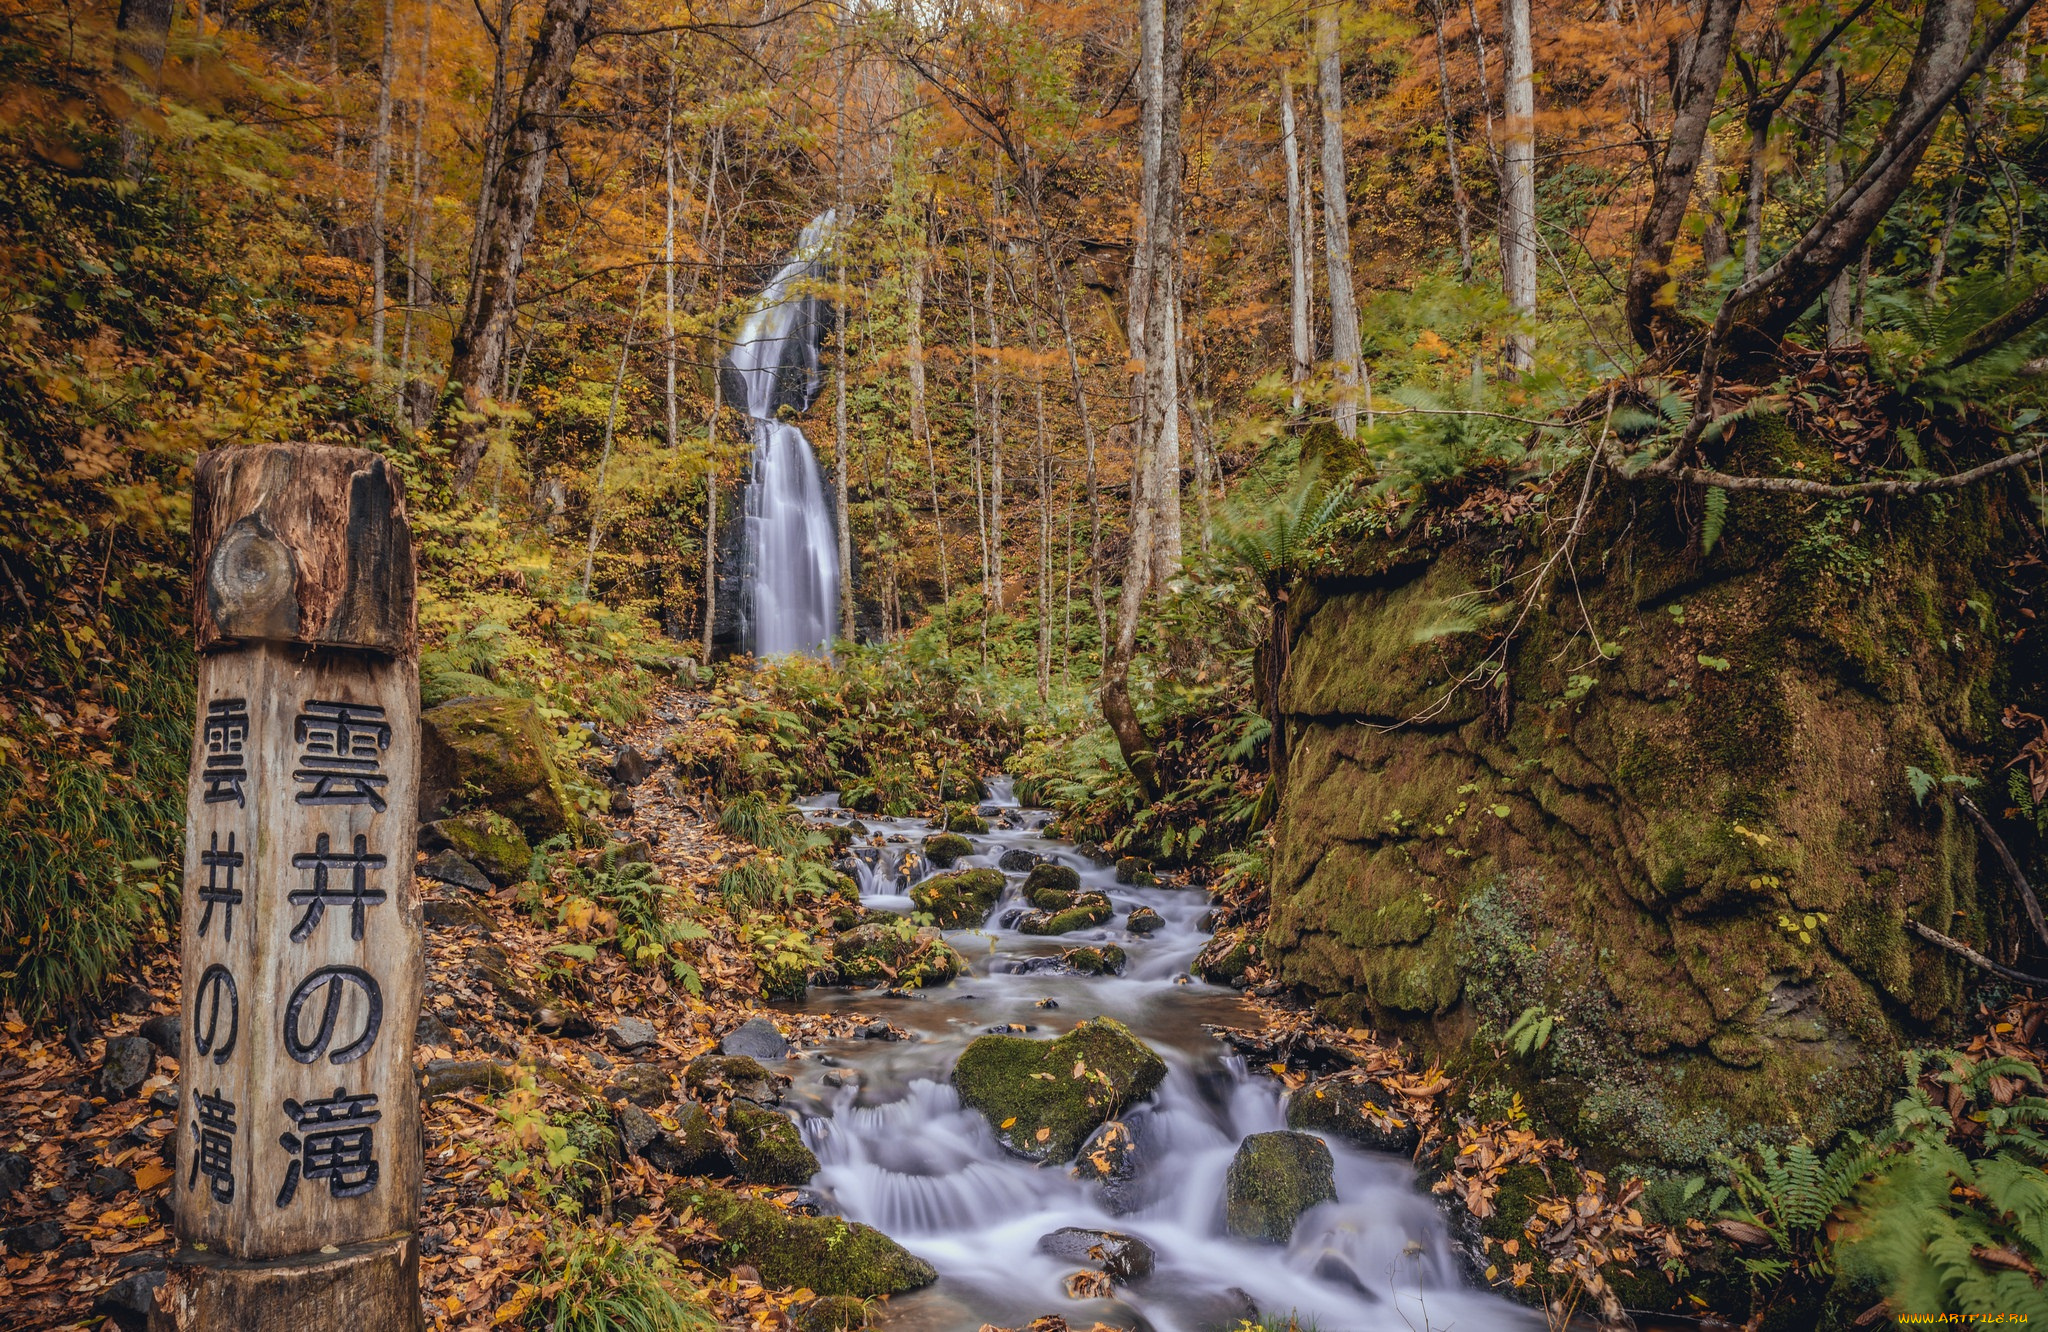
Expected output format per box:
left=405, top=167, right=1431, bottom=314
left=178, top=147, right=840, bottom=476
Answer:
left=0, top=682, right=879, bottom=1331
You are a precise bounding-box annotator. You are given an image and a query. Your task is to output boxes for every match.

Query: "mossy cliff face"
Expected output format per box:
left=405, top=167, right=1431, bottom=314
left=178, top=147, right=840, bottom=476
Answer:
left=1267, top=422, right=2025, bottom=1168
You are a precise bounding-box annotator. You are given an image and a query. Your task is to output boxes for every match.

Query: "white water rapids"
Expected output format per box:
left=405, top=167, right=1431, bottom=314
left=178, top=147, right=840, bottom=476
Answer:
left=781, top=784, right=1540, bottom=1331
left=728, top=212, right=841, bottom=658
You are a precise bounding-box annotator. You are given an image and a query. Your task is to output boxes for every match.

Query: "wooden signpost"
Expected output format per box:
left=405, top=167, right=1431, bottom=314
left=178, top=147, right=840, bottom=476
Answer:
left=155, top=444, right=424, bottom=1330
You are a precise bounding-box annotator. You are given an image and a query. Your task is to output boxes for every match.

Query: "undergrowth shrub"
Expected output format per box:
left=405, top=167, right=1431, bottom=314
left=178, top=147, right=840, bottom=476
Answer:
left=511, top=1227, right=714, bottom=1331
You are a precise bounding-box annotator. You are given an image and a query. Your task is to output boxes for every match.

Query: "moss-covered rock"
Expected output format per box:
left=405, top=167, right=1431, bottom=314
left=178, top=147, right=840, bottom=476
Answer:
left=1019, top=891, right=1112, bottom=935
left=944, top=805, right=991, bottom=834
left=1126, top=906, right=1164, bottom=935
left=1022, top=862, right=1082, bottom=908
left=421, top=695, right=578, bottom=838
left=1286, top=1076, right=1419, bottom=1155
left=729, top=1099, right=820, bottom=1184
left=641, top=1101, right=736, bottom=1177
left=431, top=810, right=532, bottom=885
left=685, top=1054, right=781, bottom=1104
left=923, top=832, right=974, bottom=868
left=1224, top=1131, right=1336, bottom=1243
left=793, top=1296, right=871, bottom=1332
left=1115, top=855, right=1157, bottom=886
left=1193, top=931, right=1254, bottom=985
left=1261, top=436, right=2028, bottom=1169
left=909, top=867, right=1005, bottom=928
left=952, top=1018, right=1167, bottom=1162
left=830, top=920, right=965, bottom=987
left=1062, top=944, right=1127, bottom=975
left=669, top=1185, right=936, bottom=1296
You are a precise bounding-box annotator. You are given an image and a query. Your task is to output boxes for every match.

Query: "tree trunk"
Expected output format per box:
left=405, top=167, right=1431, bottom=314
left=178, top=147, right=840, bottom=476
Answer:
left=1317, top=3, right=1363, bottom=435
left=1430, top=0, right=1474, bottom=281
left=702, top=216, right=728, bottom=663
left=907, top=234, right=948, bottom=600
left=398, top=0, right=433, bottom=402
left=369, top=0, right=395, bottom=368
left=115, top=0, right=174, bottom=177
left=1730, top=0, right=2012, bottom=343
left=834, top=61, right=855, bottom=644
left=1147, top=0, right=1187, bottom=583
left=446, top=0, right=593, bottom=489
left=985, top=221, right=1005, bottom=610
left=1623, top=0, right=1741, bottom=353
left=1279, top=76, right=1314, bottom=413
left=662, top=41, right=680, bottom=451
left=1501, top=0, right=1537, bottom=374
left=1020, top=159, right=1107, bottom=664
left=1823, top=65, right=1855, bottom=340
left=581, top=270, right=652, bottom=597
left=1102, top=0, right=1183, bottom=804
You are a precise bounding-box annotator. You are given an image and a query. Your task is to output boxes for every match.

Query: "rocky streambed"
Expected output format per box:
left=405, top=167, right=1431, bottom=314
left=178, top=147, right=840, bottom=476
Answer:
left=775, top=783, right=1537, bottom=1331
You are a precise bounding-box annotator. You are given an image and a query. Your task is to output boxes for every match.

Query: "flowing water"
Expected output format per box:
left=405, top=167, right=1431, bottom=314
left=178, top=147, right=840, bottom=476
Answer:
left=780, top=783, right=1540, bottom=1332
left=727, top=212, right=841, bottom=658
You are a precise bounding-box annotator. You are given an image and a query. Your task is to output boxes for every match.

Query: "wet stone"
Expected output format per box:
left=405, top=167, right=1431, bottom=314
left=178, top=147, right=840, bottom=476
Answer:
left=137, top=1013, right=180, bottom=1053
left=1035, top=1226, right=1156, bottom=1281
left=1125, top=906, right=1164, bottom=935
left=98, top=1036, right=153, bottom=1102
left=720, top=1017, right=790, bottom=1062
left=2, top=1219, right=61, bottom=1253
left=998, top=848, right=1040, bottom=872
left=418, top=849, right=493, bottom=894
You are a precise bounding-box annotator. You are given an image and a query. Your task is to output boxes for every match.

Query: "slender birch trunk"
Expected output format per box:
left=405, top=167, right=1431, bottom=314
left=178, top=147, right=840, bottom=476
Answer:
left=581, top=269, right=652, bottom=596
left=1501, top=0, right=1538, bottom=374
left=1280, top=77, right=1313, bottom=414
left=1317, top=3, right=1364, bottom=436
left=1430, top=0, right=1475, bottom=280
left=370, top=0, right=395, bottom=368
left=661, top=40, right=680, bottom=451
left=907, top=234, right=947, bottom=600
left=833, top=66, right=855, bottom=644
left=1824, top=66, right=1855, bottom=340
left=985, top=220, right=1005, bottom=610
left=399, top=0, right=434, bottom=404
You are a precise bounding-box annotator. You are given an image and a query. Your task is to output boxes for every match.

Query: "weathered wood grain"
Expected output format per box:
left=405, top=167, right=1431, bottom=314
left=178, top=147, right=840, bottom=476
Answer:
left=192, top=445, right=417, bottom=657
left=150, top=1234, right=421, bottom=1332
left=177, top=645, right=423, bottom=1259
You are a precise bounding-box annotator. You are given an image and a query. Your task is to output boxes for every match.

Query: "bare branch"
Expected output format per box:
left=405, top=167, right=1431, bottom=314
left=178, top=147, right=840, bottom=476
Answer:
left=1908, top=919, right=2048, bottom=988
left=1672, top=440, right=2048, bottom=497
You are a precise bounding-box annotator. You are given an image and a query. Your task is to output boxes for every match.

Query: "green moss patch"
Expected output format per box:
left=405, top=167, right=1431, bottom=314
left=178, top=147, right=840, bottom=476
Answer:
left=951, top=1018, right=1166, bottom=1162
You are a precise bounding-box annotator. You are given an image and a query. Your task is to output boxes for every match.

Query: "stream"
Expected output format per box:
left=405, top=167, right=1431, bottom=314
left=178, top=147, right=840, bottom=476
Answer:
left=777, top=781, right=1540, bottom=1332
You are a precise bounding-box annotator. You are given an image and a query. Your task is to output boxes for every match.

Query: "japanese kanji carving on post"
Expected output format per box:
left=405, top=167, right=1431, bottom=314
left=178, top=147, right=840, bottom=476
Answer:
left=168, top=444, right=422, bottom=1331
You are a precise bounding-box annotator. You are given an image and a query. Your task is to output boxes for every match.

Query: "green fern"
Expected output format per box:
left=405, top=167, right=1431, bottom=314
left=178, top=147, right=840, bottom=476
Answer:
left=1504, top=1005, right=1557, bottom=1058
left=1700, top=486, right=1731, bottom=556
left=1215, top=463, right=1359, bottom=598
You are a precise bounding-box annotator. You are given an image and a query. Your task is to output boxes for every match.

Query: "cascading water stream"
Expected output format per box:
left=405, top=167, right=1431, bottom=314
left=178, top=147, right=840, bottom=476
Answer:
left=783, top=792, right=1542, bottom=1331
left=727, top=213, right=841, bottom=657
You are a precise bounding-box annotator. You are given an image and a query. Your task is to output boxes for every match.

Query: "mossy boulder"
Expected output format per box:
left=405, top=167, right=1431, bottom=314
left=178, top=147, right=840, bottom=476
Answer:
left=1019, top=891, right=1112, bottom=935
left=1115, top=856, right=1156, bottom=886
left=944, top=805, right=990, bottom=834
left=669, top=1186, right=936, bottom=1297
left=1224, top=1131, right=1336, bottom=1243
left=1286, top=1076, right=1419, bottom=1155
left=952, top=1018, right=1167, bottom=1163
left=1022, top=863, right=1082, bottom=908
left=923, top=832, right=974, bottom=868
left=1126, top=906, right=1164, bottom=935
left=1262, top=434, right=2032, bottom=1170
left=909, top=867, right=1005, bottom=928
left=685, top=1054, right=781, bottom=1104
left=1193, top=931, right=1254, bottom=985
left=794, top=1297, right=871, bottom=1332
left=641, top=1101, right=736, bottom=1177
left=831, top=921, right=965, bottom=987
left=1062, top=944, right=1127, bottom=976
left=729, top=1100, right=820, bottom=1184
left=432, top=810, right=532, bottom=886
left=421, top=695, right=577, bottom=837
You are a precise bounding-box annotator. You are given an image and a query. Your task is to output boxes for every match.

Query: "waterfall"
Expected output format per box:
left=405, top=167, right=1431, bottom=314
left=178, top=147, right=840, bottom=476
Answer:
left=726, top=211, right=841, bottom=658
